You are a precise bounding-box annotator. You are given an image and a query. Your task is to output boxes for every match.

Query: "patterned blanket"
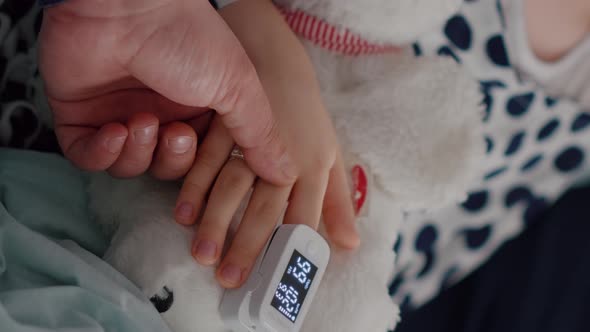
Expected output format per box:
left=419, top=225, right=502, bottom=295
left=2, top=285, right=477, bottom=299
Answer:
left=0, top=0, right=59, bottom=153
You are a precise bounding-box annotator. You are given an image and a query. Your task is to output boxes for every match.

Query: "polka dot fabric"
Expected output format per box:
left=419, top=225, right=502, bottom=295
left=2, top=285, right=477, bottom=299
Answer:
left=390, top=0, right=590, bottom=309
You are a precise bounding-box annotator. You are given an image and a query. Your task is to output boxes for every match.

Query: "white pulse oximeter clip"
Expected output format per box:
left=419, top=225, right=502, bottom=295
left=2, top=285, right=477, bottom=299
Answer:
left=220, top=224, right=330, bottom=332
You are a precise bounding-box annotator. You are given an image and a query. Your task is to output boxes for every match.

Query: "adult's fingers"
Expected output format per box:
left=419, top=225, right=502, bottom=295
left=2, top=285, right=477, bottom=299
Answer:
left=322, top=155, right=360, bottom=249
left=175, top=116, right=234, bottom=225
left=108, top=112, right=159, bottom=178
left=149, top=122, right=197, bottom=180
left=55, top=122, right=128, bottom=171
left=124, top=0, right=295, bottom=186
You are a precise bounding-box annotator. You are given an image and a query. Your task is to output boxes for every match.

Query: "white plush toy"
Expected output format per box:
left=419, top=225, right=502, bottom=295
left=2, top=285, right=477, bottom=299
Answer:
left=88, top=0, right=484, bottom=331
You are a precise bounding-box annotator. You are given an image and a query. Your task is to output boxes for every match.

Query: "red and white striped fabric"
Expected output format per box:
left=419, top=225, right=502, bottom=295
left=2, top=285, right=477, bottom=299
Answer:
left=279, top=8, right=399, bottom=56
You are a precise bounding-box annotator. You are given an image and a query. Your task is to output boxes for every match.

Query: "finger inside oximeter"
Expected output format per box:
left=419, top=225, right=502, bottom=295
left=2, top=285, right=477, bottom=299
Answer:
left=219, top=224, right=330, bottom=332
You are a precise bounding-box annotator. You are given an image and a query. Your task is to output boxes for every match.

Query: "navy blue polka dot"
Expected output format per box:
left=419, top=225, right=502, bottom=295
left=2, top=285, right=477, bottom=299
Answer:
left=388, top=273, right=404, bottom=296
left=480, top=80, right=507, bottom=90
left=461, top=190, right=489, bottom=212
left=505, top=186, right=533, bottom=208
left=521, top=154, right=544, bottom=172
left=507, top=92, right=534, bottom=117
left=504, top=131, right=526, bottom=156
left=412, top=43, right=423, bottom=56
left=537, top=118, right=560, bottom=141
left=444, top=15, right=472, bottom=50
left=417, top=251, right=435, bottom=278
left=524, top=198, right=549, bottom=225
left=485, top=136, right=494, bottom=154
left=463, top=225, right=492, bottom=249
left=480, top=81, right=506, bottom=122
left=484, top=166, right=507, bottom=180
left=486, top=34, right=510, bottom=67
left=415, top=225, right=437, bottom=251
left=438, top=46, right=461, bottom=63
left=571, top=112, right=590, bottom=132
left=554, top=146, right=584, bottom=172
left=544, top=96, right=558, bottom=108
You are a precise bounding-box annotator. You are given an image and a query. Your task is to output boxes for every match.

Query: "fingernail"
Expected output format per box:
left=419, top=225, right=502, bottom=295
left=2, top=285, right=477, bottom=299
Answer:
left=176, top=202, right=193, bottom=219
left=220, top=264, right=242, bottom=286
left=105, top=136, right=126, bottom=153
left=133, top=125, right=157, bottom=145
left=167, top=136, right=194, bottom=154
left=193, top=240, right=217, bottom=262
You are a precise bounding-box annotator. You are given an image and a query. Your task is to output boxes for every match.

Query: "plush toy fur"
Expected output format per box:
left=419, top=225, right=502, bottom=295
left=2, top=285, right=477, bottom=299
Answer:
left=88, top=0, right=484, bottom=331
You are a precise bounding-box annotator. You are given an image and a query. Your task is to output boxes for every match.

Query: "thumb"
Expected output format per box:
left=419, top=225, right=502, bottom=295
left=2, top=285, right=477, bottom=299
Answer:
left=123, top=0, right=295, bottom=185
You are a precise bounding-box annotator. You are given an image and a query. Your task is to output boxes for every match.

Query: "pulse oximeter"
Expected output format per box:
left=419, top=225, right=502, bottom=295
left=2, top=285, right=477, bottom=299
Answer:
left=219, top=224, right=330, bottom=332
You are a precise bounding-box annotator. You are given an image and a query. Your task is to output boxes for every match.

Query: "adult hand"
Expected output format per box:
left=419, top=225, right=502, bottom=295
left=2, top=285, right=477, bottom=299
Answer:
left=38, top=0, right=294, bottom=183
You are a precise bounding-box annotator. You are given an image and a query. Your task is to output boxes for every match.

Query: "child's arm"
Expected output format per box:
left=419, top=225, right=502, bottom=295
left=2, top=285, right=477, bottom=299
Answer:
left=176, top=0, right=360, bottom=289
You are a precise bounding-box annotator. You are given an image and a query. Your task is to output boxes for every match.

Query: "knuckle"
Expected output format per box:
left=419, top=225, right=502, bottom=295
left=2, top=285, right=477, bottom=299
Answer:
left=196, top=149, right=225, bottom=172
left=181, top=179, right=208, bottom=198
left=217, top=163, right=251, bottom=190
left=199, top=218, right=227, bottom=236
left=215, top=56, right=258, bottom=115
left=247, top=198, right=275, bottom=220
left=260, top=116, right=282, bottom=149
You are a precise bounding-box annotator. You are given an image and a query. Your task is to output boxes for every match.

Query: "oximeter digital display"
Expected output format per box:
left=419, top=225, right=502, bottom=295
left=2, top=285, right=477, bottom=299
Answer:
left=220, top=224, right=330, bottom=332
left=269, top=250, right=318, bottom=322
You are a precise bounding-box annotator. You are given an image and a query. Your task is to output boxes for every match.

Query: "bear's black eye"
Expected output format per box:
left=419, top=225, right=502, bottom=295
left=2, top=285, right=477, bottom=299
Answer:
left=150, top=286, right=174, bottom=313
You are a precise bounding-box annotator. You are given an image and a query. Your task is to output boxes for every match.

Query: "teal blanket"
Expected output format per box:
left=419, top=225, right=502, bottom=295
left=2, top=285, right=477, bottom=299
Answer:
left=0, top=148, right=171, bottom=332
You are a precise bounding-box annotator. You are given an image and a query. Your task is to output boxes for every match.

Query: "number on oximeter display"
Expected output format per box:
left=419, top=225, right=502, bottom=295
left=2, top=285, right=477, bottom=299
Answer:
left=270, top=250, right=318, bottom=322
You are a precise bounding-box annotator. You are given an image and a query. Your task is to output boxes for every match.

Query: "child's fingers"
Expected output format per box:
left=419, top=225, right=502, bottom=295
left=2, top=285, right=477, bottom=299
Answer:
left=192, top=158, right=256, bottom=266
left=56, top=122, right=128, bottom=171
left=108, top=112, right=159, bottom=177
left=282, top=170, right=330, bottom=231
left=149, top=122, right=197, bottom=180
left=175, top=117, right=234, bottom=225
left=322, top=154, right=360, bottom=249
left=216, top=181, right=291, bottom=289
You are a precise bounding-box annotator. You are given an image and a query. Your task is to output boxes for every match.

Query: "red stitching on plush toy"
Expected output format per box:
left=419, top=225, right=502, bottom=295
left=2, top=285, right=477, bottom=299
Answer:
left=351, top=165, right=368, bottom=215
left=279, top=8, right=400, bottom=56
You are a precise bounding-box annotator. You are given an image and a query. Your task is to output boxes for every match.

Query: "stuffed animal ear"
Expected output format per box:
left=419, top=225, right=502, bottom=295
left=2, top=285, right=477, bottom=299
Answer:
left=274, top=0, right=462, bottom=45
left=323, top=53, right=485, bottom=210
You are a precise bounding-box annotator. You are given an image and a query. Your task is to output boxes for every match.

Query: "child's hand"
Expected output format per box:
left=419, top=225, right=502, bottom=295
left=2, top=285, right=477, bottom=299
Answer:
left=174, top=0, right=359, bottom=289
left=176, top=107, right=358, bottom=289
